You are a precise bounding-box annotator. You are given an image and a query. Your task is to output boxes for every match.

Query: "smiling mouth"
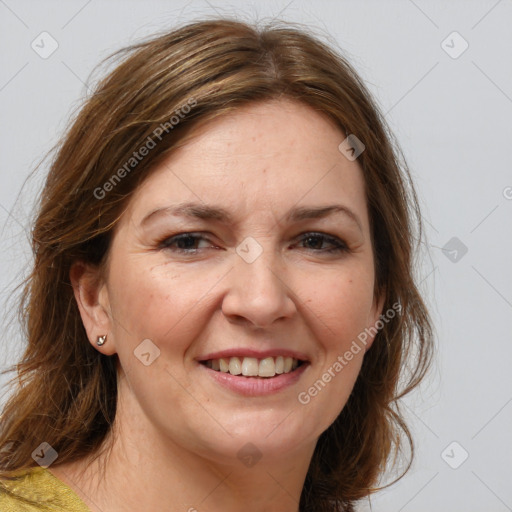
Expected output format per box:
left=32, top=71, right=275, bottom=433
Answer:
left=200, top=356, right=306, bottom=378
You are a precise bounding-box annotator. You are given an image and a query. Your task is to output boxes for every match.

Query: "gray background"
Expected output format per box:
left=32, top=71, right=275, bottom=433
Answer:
left=1, top=1, right=511, bottom=510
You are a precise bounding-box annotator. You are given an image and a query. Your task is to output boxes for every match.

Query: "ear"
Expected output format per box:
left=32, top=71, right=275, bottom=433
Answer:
left=364, top=290, right=387, bottom=352
left=70, top=261, right=116, bottom=356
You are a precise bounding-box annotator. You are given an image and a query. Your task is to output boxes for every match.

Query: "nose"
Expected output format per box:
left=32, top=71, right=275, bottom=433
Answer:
left=221, top=243, right=297, bottom=329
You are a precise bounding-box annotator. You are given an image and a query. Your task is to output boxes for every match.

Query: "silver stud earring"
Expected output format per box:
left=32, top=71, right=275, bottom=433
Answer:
left=96, top=334, right=107, bottom=346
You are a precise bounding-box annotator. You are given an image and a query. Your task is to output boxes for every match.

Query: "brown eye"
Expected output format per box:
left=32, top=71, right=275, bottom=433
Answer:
left=160, top=233, right=213, bottom=253
left=298, top=232, right=348, bottom=253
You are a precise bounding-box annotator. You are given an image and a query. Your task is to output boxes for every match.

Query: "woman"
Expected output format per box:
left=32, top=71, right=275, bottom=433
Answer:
left=0, top=18, right=433, bottom=512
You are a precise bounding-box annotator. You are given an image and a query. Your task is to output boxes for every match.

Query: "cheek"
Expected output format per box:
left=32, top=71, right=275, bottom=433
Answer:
left=107, top=259, right=224, bottom=356
left=306, top=267, right=376, bottom=350
left=105, top=262, right=216, bottom=423
left=294, top=272, right=374, bottom=434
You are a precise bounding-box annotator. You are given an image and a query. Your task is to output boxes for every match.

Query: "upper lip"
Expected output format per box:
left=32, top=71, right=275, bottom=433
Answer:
left=196, top=348, right=310, bottom=362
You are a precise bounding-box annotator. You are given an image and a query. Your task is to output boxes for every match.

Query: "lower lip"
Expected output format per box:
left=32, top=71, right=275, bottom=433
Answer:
left=198, top=362, right=309, bottom=396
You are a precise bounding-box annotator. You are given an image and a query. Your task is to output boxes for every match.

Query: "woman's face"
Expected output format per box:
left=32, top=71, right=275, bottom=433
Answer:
left=87, top=99, right=383, bottom=464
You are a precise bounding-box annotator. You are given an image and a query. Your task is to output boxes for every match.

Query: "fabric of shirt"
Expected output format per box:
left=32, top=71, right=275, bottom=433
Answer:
left=0, top=466, right=90, bottom=511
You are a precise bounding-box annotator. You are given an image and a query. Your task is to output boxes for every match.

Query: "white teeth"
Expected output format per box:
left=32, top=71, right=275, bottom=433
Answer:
left=241, top=357, right=259, bottom=376
left=275, top=356, right=284, bottom=374
left=258, top=357, right=275, bottom=377
left=228, top=357, right=242, bottom=375
left=205, top=356, right=302, bottom=377
left=219, top=358, right=229, bottom=372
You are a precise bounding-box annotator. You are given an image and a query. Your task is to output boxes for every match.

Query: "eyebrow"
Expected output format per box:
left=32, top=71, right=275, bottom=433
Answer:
left=141, top=201, right=363, bottom=232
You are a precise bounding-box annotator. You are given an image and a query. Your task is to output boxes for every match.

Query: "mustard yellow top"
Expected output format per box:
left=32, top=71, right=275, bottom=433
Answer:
left=0, top=466, right=90, bottom=511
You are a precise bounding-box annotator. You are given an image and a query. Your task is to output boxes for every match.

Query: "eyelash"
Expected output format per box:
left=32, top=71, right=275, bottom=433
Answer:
left=158, top=232, right=348, bottom=255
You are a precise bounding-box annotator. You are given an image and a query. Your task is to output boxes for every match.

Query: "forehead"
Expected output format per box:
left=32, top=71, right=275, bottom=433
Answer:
left=125, top=99, right=369, bottom=230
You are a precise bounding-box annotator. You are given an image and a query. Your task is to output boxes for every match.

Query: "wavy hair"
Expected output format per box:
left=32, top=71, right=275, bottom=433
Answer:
left=0, top=17, right=433, bottom=511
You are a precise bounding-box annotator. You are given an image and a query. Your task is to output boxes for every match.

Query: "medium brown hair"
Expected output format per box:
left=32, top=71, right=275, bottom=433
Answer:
left=0, top=17, right=433, bottom=511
